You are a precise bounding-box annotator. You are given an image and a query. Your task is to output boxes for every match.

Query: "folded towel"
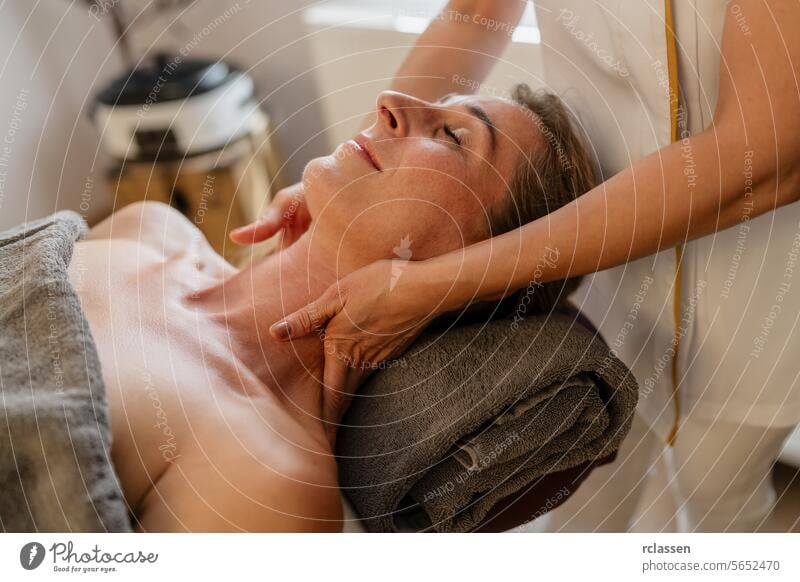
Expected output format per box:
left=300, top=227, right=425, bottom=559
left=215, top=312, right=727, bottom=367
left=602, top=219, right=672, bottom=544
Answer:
left=336, top=310, right=639, bottom=532
left=0, top=211, right=132, bottom=532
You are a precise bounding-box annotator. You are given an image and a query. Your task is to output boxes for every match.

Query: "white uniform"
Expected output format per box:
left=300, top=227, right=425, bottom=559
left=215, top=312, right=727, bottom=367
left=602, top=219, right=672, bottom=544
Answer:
left=530, top=0, right=799, bottom=530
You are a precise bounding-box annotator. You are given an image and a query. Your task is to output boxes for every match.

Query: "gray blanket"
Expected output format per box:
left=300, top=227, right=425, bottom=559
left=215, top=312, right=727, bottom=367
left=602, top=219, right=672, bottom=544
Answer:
left=0, top=211, right=132, bottom=532
left=337, top=311, right=638, bottom=532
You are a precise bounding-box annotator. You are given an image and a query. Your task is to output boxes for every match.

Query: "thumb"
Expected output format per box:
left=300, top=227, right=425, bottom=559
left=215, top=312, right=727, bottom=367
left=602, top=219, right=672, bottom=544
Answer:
left=269, top=285, right=344, bottom=341
left=229, top=208, right=281, bottom=244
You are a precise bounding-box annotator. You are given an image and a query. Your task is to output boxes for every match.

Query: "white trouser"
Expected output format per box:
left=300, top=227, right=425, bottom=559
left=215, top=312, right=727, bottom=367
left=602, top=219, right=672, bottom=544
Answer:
left=537, top=411, right=795, bottom=532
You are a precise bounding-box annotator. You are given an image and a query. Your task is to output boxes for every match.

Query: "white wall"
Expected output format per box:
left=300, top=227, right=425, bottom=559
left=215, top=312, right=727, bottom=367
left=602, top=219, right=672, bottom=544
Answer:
left=0, top=1, right=122, bottom=229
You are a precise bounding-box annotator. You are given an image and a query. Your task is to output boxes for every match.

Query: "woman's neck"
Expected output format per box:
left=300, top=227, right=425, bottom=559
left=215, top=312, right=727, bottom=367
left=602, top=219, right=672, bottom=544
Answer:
left=186, top=232, right=340, bottom=433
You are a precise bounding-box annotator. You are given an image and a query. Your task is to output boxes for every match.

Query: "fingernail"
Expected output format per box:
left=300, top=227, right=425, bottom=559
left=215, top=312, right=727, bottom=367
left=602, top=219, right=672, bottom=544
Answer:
left=271, top=320, right=291, bottom=340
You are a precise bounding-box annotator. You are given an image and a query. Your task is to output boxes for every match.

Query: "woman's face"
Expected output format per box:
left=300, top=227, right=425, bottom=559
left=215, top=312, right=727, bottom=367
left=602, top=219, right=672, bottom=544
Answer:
left=303, top=91, right=540, bottom=267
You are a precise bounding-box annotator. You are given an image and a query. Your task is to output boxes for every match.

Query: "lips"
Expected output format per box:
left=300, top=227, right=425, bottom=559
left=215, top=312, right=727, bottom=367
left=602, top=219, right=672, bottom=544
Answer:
left=352, top=134, right=381, bottom=172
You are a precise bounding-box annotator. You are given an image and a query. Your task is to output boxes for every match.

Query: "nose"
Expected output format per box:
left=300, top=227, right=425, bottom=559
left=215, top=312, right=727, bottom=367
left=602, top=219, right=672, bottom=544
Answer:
left=376, top=91, right=433, bottom=138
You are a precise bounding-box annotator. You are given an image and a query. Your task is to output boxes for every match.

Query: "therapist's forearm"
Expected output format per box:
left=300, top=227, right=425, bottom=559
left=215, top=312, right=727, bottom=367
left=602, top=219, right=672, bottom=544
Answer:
left=388, top=0, right=525, bottom=101
left=417, top=125, right=800, bottom=312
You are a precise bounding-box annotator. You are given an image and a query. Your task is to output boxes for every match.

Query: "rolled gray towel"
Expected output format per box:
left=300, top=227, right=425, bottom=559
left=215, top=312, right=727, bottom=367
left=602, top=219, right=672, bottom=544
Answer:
left=0, top=211, right=132, bottom=532
left=336, top=311, right=638, bottom=532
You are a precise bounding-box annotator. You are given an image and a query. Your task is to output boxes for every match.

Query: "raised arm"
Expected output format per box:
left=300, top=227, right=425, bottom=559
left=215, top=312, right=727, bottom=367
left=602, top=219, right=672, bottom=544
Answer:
left=382, top=0, right=527, bottom=101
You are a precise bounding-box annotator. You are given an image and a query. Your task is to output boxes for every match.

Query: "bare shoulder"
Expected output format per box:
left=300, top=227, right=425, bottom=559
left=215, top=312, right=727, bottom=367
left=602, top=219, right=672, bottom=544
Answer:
left=134, top=400, right=342, bottom=533
left=83, top=201, right=210, bottom=259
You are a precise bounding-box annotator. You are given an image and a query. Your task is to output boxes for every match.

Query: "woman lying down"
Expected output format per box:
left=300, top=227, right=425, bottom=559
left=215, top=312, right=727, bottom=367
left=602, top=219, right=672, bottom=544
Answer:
left=68, top=84, right=596, bottom=532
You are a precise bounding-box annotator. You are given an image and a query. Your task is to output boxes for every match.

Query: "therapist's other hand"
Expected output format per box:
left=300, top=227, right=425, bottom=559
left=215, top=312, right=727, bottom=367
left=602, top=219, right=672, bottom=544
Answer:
left=269, top=259, right=431, bottom=444
left=229, top=182, right=310, bottom=250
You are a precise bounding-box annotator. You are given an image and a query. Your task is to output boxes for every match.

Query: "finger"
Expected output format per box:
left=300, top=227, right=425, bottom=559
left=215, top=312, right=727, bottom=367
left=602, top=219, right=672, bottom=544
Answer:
left=278, top=221, right=300, bottom=250
left=292, top=198, right=312, bottom=225
left=278, top=203, right=311, bottom=249
left=321, top=355, right=353, bottom=446
left=229, top=208, right=281, bottom=244
left=269, top=285, right=344, bottom=341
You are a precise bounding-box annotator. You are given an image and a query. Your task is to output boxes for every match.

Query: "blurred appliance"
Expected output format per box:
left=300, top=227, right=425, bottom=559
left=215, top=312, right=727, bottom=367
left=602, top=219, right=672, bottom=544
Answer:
left=91, top=55, right=281, bottom=262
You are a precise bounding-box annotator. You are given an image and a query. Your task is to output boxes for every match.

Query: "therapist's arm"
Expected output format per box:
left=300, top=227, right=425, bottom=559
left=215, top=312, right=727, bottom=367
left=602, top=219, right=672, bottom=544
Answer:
left=436, top=0, right=800, bottom=304
left=269, top=0, right=800, bottom=437
left=383, top=0, right=527, bottom=102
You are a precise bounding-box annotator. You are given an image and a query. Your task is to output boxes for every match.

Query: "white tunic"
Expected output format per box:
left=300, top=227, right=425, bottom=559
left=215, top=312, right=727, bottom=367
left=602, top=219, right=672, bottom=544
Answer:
left=533, top=0, right=800, bottom=442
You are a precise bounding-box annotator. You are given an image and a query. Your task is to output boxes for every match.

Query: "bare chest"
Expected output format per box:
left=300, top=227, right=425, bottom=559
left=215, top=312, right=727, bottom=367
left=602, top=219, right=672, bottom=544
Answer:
left=66, top=239, right=250, bottom=509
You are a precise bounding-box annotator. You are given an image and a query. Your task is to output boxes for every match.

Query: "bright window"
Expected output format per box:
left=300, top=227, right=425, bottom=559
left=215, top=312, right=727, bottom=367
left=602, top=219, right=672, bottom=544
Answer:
left=304, top=0, right=540, bottom=44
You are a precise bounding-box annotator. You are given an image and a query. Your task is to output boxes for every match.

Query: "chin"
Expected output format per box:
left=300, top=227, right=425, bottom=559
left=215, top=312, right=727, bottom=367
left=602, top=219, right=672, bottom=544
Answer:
left=300, top=164, right=353, bottom=229
left=302, top=156, right=335, bottom=190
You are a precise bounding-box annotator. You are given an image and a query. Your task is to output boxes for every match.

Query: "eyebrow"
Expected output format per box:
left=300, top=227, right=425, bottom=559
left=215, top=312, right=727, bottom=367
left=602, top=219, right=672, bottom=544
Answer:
left=435, top=92, right=458, bottom=104
left=435, top=94, right=497, bottom=159
left=466, top=104, right=498, bottom=158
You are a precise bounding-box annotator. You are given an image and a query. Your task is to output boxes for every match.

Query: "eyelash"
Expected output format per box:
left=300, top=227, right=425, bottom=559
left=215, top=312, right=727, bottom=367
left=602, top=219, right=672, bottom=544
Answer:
left=443, top=124, right=462, bottom=146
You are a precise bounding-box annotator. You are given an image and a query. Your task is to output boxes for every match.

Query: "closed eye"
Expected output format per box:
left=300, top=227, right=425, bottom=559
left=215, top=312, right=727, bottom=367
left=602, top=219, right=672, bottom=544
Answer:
left=443, top=124, right=462, bottom=146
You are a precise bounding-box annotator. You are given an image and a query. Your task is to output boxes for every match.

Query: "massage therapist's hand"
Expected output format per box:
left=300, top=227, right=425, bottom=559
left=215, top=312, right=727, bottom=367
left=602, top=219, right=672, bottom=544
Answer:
left=229, top=182, right=310, bottom=250
left=269, top=259, right=434, bottom=443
